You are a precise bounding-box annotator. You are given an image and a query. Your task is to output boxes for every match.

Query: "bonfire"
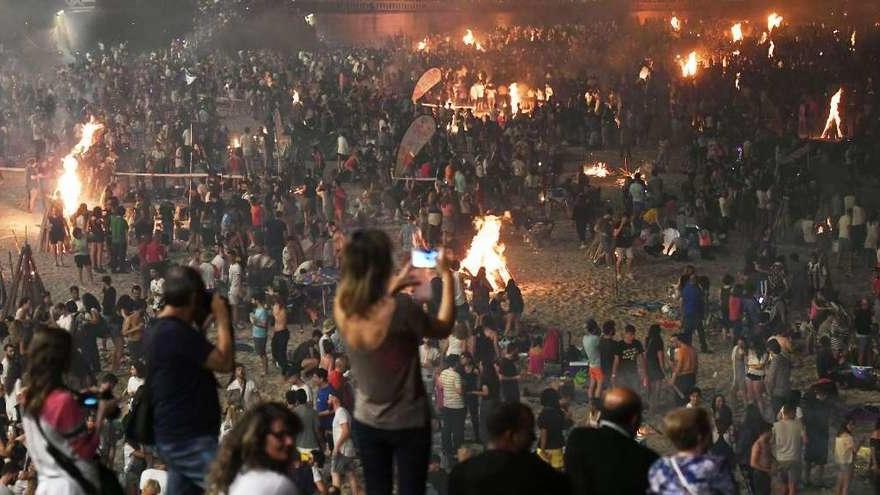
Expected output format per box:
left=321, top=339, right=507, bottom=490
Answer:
left=59, top=119, right=104, bottom=215
left=460, top=215, right=511, bottom=291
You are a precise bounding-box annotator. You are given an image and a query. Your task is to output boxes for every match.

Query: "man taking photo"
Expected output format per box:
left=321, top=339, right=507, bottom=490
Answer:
left=145, top=265, right=235, bottom=495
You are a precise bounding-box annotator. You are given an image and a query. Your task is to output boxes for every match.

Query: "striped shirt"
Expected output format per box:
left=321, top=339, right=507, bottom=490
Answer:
left=439, top=368, right=464, bottom=409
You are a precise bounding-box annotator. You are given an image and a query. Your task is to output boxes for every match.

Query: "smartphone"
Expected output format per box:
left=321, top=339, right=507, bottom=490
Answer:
left=79, top=393, right=99, bottom=409
left=411, top=249, right=439, bottom=269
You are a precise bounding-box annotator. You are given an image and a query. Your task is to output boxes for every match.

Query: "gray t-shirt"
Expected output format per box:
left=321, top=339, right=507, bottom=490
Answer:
left=349, top=295, right=431, bottom=430
left=293, top=405, right=320, bottom=451
left=583, top=334, right=601, bottom=368
left=772, top=419, right=803, bottom=462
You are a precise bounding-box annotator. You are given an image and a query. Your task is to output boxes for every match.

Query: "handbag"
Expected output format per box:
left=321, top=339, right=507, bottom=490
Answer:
left=33, top=414, right=124, bottom=495
left=123, top=376, right=154, bottom=446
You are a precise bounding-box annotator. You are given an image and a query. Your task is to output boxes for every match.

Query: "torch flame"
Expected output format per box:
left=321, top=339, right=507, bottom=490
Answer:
left=639, top=66, right=651, bottom=81
left=679, top=51, right=698, bottom=78
left=292, top=90, right=301, bottom=104
left=417, top=38, right=428, bottom=51
left=731, top=23, right=743, bottom=42
left=460, top=215, right=511, bottom=291
left=821, top=88, right=844, bottom=140
left=583, top=162, right=610, bottom=177
left=58, top=119, right=104, bottom=215
left=851, top=31, right=856, bottom=48
left=768, top=40, right=775, bottom=58
left=670, top=16, right=681, bottom=32
left=463, top=29, right=475, bottom=46
left=767, top=13, right=783, bottom=32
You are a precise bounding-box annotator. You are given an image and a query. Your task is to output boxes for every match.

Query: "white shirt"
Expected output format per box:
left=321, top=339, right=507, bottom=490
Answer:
left=229, top=263, right=243, bottom=292
left=139, top=469, right=168, bottom=493
left=336, top=135, right=350, bottom=156
left=149, top=278, right=165, bottom=310
left=332, top=407, right=356, bottom=457
left=126, top=376, right=145, bottom=396
left=227, top=379, right=258, bottom=408
left=838, top=215, right=852, bottom=240
left=212, top=255, right=228, bottom=283
left=56, top=314, right=74, bottom=332
left=446, top=335, right=465, bottom=357
left=199, top=262, right=217, bottom=289
left=229, top=469, right=299, bottom=495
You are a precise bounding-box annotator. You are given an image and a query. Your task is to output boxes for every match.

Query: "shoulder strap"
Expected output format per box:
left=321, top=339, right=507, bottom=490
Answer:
left=669, top=457, right=698, bottom=495
left=32, top=415, right=99, bottom=494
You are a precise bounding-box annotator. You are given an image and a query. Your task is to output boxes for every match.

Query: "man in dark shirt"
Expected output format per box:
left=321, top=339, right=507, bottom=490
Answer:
left=565, top=388, right=658, bottom=495
left=145, top=266, right=234, bottom=494
left=497, top=344, right=520, bottom=403
left=598, top=320, right=618, bottom=391
left=263, top=210, right=287, bottom=266
left=612, top=324, right=646, bottom=393
left=449, top=402, right=570, bottom=495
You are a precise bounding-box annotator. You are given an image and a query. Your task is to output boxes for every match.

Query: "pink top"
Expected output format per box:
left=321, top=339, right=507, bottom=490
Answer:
left=528, top=349, right=545, bottom=375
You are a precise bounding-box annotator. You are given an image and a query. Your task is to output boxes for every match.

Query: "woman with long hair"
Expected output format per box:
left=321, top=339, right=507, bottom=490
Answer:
left=834, top=417, right=857, bottom=495
left=745, top=337, right=768, bottom=411
left=21, top=326, right=116, bottom=494
left=333, top=229, right=455, bottom=494
left=47, top=204, right=68, bottom=267
left=644, top=323, right=667, bottom=406
left=207, top=402, right=302, bottom=495
left=87, top=206, right=106, bottom=273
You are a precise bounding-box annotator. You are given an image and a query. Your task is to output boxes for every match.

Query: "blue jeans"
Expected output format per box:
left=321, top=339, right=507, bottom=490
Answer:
left=351, top=419, right=431, bottom=495
left=156, top=435, right=218, bottom=495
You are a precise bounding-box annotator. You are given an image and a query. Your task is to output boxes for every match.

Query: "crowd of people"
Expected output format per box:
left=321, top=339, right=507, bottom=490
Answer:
left=0, top=4, right=878, bottom=495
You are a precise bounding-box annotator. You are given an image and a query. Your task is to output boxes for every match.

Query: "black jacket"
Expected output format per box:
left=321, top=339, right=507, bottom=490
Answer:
left=564, top=425, right=658, bottom=495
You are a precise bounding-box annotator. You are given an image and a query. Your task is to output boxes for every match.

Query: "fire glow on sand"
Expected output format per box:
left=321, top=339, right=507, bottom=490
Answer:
left=460, top=215, right=511, bottom=291
left=58, top=119, right=104, bottom=215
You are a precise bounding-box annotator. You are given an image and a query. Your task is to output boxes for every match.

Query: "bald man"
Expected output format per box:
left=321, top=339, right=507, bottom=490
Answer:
left=564, top=388, right=658, bottom=495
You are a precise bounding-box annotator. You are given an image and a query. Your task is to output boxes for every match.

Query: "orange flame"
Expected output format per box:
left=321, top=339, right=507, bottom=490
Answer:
left=417, top=38, right=428, bottom=51
left=583, top=162, right=610, bottom=177
left=463, top=29, right=475, bottom=46
left=460, top=215, right=511, bottom=291
left=767, top=13, right=783, bottom=32
left=670, top=16, right=682, bottom=32
left=821, top=88, right=844, bottom=140
left=58, top=119, right=103, bottom=215
left=639, top=66, right=651, bottom=80
left=679, top=51, right=698, bottom=78
left=768, top=40, right=775, bottom=58
left=731, top=23, right=743, bottom=42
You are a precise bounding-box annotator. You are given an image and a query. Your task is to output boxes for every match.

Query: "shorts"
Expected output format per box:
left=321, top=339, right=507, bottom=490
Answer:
left=774, top=460, right=801, bottom=484
left=589, top=366, right=605, bottom=382
left=74, top=254, right=91, bottom=268
left=537, top=448, right=564, bottom=470
left=331, top=452, right=355, bottom=474
left=746, top=373, right=764, bottom=381
left=253, top=336, right=267, bottom=356
left=615, top=247, right=634, bottom=260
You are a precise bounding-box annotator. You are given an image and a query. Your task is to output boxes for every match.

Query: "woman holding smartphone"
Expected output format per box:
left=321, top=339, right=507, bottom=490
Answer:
left=333, top=229, right=455, bottom=495
left=21, top=327, right=118, bottom=494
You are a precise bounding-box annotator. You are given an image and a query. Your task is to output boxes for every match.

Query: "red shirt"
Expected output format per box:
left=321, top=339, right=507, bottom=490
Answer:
left=144, top=239, right=166, bottom=264
left=251, top=204, right=264, bottom=227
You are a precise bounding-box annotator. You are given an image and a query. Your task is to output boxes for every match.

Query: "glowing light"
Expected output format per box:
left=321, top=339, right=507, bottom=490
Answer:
left=851, top=31, right=856, bottom=47
left=735, top=72, right=741, bottom=90
left=759, top=32, right=768, bottom=44
left=731, top=23, right=743, bottom=42
left=583, top=162, right=610, bottom=177
left=768, top=40, right=775, bottom=58
left=639, top=66, right=651, bottom=81
left=292, top=90, right=301, bottom=105
left=670, top=16, right=682, bottom=32
left=58, top=119, right=104, bottom=215
left=509, top=83, right=521, bottom=114
left=417, top=38, right=428, bottom=51
left=679, top=51, right=698, bottom=78
left=821, top=88, right=844, bottom=140
left=767, top=13, right=783, bottom=32
left=463, top=29, right=476, bottom=46
left=460, top=216, right=511, bottom=291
